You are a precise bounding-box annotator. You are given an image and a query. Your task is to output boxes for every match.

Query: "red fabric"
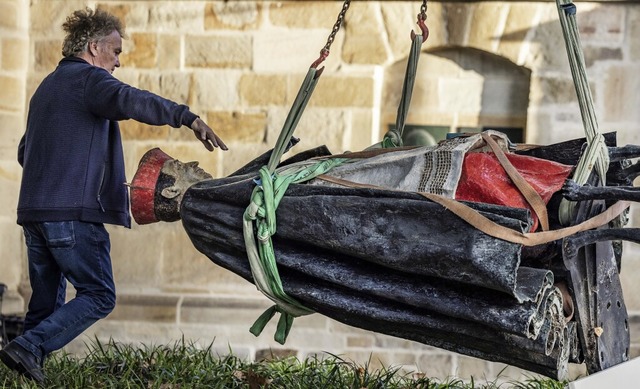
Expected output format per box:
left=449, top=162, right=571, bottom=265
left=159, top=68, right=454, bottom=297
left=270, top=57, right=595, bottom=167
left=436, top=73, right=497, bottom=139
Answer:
left=455, top=152, right=573, bottom=231
left=130, top=148, right=172, bottom=225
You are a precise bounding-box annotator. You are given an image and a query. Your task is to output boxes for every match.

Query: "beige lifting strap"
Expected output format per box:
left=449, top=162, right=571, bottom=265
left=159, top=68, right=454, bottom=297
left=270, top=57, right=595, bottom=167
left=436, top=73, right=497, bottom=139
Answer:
left=316, top=174, right=629, bottom=247
left=555, top=0, right=610, bottom=226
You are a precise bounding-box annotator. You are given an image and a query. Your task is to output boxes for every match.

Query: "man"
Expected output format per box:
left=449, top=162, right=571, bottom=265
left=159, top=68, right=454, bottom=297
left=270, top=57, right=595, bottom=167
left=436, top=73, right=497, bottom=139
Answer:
left=0, top=8, right=227, bottom=383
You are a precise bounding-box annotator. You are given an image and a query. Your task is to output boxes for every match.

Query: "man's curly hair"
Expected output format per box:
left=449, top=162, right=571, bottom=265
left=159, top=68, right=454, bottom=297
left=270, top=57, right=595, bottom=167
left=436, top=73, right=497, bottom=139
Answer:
left=61, top=8, right=125, bottom=57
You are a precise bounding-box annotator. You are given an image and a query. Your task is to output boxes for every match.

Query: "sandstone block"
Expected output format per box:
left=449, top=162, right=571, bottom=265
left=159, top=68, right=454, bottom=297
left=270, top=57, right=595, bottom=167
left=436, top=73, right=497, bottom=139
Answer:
left=628, top=315, right=640, bottom=344
left=181, top=297, right=270, bottom=325
left=498, top=3, right=543, bottom=64
left=192, top=71, right=240, bottom=109
left=417, top=353, right=454, bottom=380
left=160, top=229, right=252, bottom=293
left=239, top=74, right=287, bottom=106
left=525, top=4, right=571, bottom=72
left=109, top=224, right=164, bottom=287
left=120, top=121, right=171, bottom=142
left=374, top=333, right=422, bottom=350
left=379, top=2, right=416, bottom=61
left=157, top=34, right=181, bottom=70
left=481, top=77, right=530, bottom=116
left=29, top=0, right=83, bottom=37
left=620, top=261, right=640, bottom=311
left=148, top=3, right=205, bottom=32
left=342, top=3, right=388, bottom=65
left=604, top=65, right=640, bottom=123
left=439, top=77, right=483, bottom=115
left=0, top=0, right=18, bottom=29
left=112, top=68, right=138, bottom=88
left=582, top=46, right=622, bottom=68
left=206, top=110, right=267, bottom=144
left=0, top=113, right=24, bottom=159
left=34, top=39, right=61, bottom=72
left=380, top=3, right=448, bottom=61
left=630, top=7, right=640, bottom=61
left=96, top=4, right=131, bottom=31
left=0, top=287, right=24, bottom=315
left=265, top=107, right=346, bottom=154
left=121, top=33, right=157, bottom=69
left=139, top=72, right=191, bottom=104
left=575, top=4, right=625, bottom=45
left=205, top=2, right=261, bottom=31
left=0, top=75, right=24, bottom=111
left=100, top=3, right=149, bottom=31
left=307, top=76, right=374, bottom=108
left=269, top=2, right=344, bottom=29
left=185, top=35, right=251, bottom=69
left=443, top=3, right=473, bottom=47
left=220, top=143, right=271, bottom=177
left=253, top=30, right=333, bottom=73
left=455, top=355, right=491, bottom=381
left=107, top=293, right=179, bottom=323
left=528, top=76, right=575, bottom=106
left=0, top=219, right=23, bottom=293
left=349, top=109, right=375, bottom=152
left=468, top=3, right=508, bottom=53
left=347, top=334, right=375, bottom=348
left=2, top=37, right=28, bottom=71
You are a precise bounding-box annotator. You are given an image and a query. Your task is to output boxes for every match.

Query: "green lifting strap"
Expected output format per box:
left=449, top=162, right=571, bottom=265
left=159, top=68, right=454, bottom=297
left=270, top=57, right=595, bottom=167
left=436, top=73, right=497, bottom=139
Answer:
left=266, top=69, right=321, bottom=174
left=243, top=68, right=321, bottom=344
left=382, top=31, right=424, bottom=148
left=244, top=158, right=349, bottom=344
left=243, top=0, right=352, bottom=344
left=555, top=0, right=610, bottom=226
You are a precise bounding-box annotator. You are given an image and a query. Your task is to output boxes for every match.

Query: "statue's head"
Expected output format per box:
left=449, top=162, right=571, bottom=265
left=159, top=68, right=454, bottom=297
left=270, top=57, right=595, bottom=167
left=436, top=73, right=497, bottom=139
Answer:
left=130, top=148, right=212, bottom=224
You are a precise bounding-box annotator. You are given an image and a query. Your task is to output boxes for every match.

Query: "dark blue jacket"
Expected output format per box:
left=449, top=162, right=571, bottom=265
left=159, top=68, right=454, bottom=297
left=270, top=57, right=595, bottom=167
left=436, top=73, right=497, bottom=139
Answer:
left=17, top=57, right=198, bottom=228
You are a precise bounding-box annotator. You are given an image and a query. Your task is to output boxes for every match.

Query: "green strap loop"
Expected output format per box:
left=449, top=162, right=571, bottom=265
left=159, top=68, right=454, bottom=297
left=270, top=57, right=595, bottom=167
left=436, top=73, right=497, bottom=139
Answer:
left=248, top=305, right=294, bottom=345
left=244, top=158, right=349, bottom=344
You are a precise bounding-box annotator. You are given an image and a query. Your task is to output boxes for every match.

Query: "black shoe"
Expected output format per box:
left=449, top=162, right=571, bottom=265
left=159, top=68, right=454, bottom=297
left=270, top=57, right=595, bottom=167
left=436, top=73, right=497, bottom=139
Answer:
left=0, top=341, right=45, bottom=384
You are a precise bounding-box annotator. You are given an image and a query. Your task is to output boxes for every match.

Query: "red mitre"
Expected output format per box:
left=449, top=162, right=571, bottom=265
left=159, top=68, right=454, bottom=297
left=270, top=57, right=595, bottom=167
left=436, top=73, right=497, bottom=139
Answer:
left=130, top=148, right=172, bottom=225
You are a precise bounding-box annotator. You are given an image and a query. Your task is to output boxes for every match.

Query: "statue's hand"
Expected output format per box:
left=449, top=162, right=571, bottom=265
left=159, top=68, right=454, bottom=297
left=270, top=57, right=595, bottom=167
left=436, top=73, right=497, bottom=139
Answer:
left=191, top=117, right=228, bottom=152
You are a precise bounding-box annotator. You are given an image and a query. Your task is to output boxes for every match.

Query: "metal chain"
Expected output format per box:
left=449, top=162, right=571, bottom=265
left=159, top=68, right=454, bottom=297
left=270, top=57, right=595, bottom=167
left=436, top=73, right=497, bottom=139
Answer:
left=311, top=0, right=350, bottom=68
left=322, top=0, right=351, bottom=54
left=420, top=0, right=428, bottom=20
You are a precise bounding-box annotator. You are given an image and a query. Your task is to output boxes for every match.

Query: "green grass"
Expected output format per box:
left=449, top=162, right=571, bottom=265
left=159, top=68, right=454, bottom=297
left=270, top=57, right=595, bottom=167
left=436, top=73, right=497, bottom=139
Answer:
left=0, top=338, right=567, bottom=388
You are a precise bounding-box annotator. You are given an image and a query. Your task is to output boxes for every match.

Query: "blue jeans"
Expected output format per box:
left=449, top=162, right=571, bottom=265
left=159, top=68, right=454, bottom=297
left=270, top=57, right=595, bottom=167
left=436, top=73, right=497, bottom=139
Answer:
left=13, top=221, right=116, bottom=362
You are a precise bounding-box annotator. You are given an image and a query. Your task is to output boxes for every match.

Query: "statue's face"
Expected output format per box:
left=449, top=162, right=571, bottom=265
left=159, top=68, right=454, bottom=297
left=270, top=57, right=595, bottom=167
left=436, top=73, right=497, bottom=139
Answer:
left=159, top=159, right=212, bottom=205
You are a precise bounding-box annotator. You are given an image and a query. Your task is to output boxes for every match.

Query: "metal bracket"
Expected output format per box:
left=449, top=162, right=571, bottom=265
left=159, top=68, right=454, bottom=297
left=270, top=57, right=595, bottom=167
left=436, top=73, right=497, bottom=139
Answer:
left=562, top=199, right=630, bottom=373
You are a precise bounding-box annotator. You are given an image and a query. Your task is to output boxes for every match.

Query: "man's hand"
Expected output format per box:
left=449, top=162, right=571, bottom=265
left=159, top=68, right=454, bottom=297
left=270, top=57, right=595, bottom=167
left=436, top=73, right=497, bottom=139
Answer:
left=190, top=118, right=228, bottom=151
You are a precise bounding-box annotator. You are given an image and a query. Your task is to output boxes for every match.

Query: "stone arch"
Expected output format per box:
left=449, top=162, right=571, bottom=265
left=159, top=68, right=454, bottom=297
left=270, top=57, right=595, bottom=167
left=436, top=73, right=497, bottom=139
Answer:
left=380, top=46, right=532, bottom=145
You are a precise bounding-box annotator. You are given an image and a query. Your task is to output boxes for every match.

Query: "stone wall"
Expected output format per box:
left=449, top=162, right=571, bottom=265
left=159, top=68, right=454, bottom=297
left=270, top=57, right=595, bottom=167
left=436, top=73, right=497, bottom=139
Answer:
left=1, top=0, right=639, bottom=383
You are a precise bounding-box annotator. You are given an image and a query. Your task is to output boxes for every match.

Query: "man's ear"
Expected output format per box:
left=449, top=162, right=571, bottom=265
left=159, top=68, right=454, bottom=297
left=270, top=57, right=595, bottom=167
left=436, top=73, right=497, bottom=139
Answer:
left=161, top=186, right=181, bottom=199
left=88, top=41, right=98, bottom=57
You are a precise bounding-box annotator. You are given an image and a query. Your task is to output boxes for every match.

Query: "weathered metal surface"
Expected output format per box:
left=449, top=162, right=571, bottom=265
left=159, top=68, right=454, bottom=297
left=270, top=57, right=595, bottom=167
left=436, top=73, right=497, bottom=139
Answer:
left=562, top=197, right=630, bottom=374
left=132, top=131, right=639, bottom=380
left=180, top=176, right=573, bottom=379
